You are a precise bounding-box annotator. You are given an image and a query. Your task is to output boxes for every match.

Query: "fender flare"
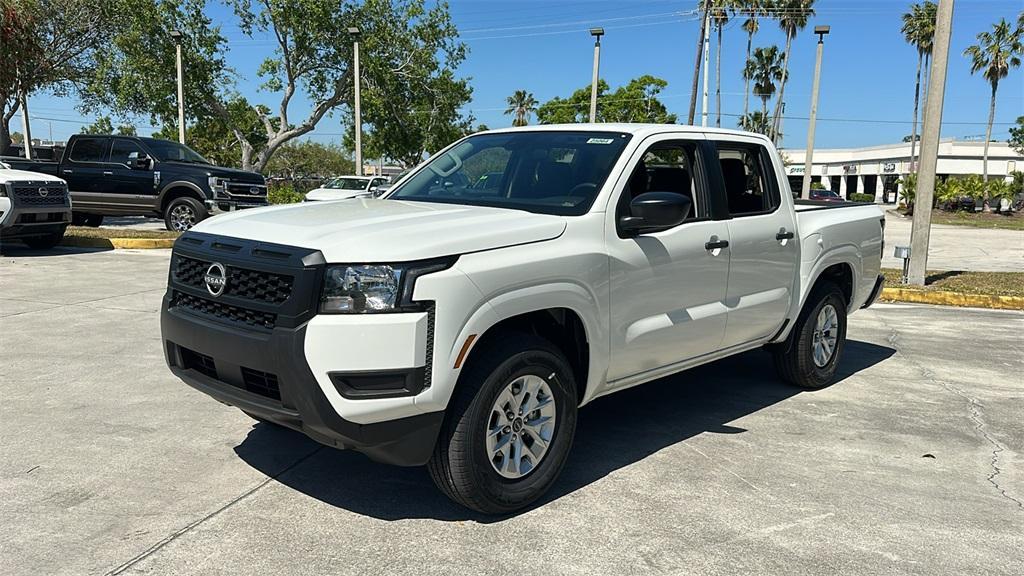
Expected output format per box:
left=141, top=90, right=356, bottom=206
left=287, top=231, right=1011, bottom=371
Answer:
left=157, top=181, right=207, bottom=212
left=774, top=244, right=861, bottom=343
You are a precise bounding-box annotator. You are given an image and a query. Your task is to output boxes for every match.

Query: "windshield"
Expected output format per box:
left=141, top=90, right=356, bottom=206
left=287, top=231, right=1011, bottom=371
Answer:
left=389, top=131, right=632, bottom=216
left=145, top=139, right=211, bottom=164
left=325, top=177, right=370, bottom=190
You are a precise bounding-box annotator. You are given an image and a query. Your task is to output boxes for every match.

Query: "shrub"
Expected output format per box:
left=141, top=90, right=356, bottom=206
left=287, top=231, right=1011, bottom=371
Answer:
left=849, top=193, right=874, bottom=203
left=268, top=184, right=305, bottom=204
left=810, top=181, right=826, bottom=190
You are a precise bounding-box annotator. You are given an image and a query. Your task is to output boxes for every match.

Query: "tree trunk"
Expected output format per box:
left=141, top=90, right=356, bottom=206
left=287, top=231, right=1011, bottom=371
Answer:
left=715, top=24, right=722, bottom=127
left=771, top=28, right=794, bottom=144
left=982, top=81, right=996, bottom=212
left=687, top=2, right=708, bottom=125
left=743, top=30, right=753, bottom=119
left=908, top=51, right=922, bottom=175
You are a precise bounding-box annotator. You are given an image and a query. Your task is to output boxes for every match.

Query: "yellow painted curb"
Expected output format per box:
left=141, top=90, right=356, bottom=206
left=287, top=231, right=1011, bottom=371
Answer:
left=879, top=287, right=1024, bottom=310
left=60, top=236, right=176, bottom=250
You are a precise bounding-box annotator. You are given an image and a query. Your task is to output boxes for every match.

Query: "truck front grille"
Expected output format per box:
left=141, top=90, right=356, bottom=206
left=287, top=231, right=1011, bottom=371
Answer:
left=225, top=182, right=268, bottom=197
left=174, top=255, right=294, bottom=305
left=171, top=290, right=277, bottom=330
left=12, top=183, right=68, bottom=206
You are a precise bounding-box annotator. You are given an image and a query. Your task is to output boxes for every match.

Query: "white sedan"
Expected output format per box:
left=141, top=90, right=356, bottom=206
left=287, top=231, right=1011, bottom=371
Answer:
left=304, top=176, right=390, bottom=201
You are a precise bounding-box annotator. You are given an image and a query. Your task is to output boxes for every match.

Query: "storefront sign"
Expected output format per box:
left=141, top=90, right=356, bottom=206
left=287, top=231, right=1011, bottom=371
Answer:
left=883, top=162, right=897, bottom=173
left=843, top=164, right=858, bottom=174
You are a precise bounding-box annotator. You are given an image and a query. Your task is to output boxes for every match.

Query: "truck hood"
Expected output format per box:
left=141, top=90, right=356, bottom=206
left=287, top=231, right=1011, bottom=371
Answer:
left=0, top=167, right=66, bottom=185
left=165, top=163, right=264, bottom=184
left=192, top=198, right=567, bottom=262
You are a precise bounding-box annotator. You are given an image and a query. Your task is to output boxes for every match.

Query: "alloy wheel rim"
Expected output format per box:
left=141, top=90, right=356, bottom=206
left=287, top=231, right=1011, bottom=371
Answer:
left=812, top=304, right=839, bottom=368
left=170, top=205, right=196, bottom=231
left=486, top=374, right=557, bottom=479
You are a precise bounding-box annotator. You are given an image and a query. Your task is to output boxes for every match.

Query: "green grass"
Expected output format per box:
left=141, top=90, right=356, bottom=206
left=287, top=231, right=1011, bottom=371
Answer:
left=881, top=268, right=1024, bottom=297
left=65, top=226, right=180, bottom=240
left=898, top=209, right=1024, bottom=231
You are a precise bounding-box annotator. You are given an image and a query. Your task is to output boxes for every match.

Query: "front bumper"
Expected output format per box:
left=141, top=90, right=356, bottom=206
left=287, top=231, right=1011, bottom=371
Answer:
left=0, top=200, right=71, bottom=239
left=205, top=197, right=268, bottom=215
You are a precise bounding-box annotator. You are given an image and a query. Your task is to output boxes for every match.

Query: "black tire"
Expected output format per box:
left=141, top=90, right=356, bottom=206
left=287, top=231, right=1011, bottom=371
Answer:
left=428, top=333, right=578, bottom=514
left=773, top=281, right=848, bottom=389
left=21, top=226, right=67, bottom=250
left=164, top=196, right=207, bottom=232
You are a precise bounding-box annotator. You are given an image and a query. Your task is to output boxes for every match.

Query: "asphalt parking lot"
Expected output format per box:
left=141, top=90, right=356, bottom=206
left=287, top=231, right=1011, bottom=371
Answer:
left=1, top=246, right=1022, bottom=576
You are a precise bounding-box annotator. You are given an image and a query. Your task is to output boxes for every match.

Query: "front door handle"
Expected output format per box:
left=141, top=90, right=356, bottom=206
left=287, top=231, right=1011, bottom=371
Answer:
left=705, top=239, right=729, bottom=250
left=776, top=231, right=795, bottom=241
left=102, top=171, right=113, bottom=176
left=62, top=169, right=73, bottom=175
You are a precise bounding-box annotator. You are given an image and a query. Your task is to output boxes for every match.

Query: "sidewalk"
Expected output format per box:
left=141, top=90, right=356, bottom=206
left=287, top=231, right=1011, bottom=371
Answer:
left=883, top=212, right=1023, bottom=272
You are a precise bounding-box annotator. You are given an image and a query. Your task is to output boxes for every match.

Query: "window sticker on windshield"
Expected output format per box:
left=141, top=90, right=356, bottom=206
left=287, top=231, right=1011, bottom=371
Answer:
left=587, top=138, right=614, bottom=144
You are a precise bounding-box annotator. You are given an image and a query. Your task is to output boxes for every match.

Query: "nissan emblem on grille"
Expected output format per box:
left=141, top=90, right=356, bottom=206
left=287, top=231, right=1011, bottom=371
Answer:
left=38, top=187, right=48, bottom=197
left=204, top=262, right=227, bottom=297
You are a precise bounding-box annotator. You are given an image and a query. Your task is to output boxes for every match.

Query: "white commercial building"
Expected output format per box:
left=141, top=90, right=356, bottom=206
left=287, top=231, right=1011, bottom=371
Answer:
left=784, top=140, right=1021, bottom=204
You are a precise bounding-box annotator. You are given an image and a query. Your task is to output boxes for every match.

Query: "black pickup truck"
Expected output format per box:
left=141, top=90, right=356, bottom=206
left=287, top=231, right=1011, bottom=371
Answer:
left=3, top=135, right=267, bottom=231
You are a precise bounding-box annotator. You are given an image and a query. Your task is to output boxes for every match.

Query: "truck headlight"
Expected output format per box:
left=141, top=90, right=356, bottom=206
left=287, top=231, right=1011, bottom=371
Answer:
left=320, top=259, right=456, bottom=313
left=208, top=177, right=227, bottom=196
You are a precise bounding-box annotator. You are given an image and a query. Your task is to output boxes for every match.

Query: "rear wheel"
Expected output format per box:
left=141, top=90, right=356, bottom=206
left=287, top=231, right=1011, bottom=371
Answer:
left=22, top=226, right=67, bottom=250
left=164, top=196, right=207, bottom=232
left=428, top=334, right=578, bottom=514
left=773, top=281, right=848, bottom=389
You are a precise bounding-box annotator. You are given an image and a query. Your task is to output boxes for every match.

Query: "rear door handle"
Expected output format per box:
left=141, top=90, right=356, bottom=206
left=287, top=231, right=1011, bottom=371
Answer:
left=102, top=171, right=113, bottom=176
left=705, top=239, right=729, bottom=250
left=62, top=169, right=73, bottom=175
left=776, top=231, right=795, bottom=241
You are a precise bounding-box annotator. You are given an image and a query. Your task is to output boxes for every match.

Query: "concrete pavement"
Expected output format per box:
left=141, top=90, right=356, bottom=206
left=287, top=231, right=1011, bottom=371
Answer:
left=1, top=247, right=1022, bottom=576
left=883, top=212, right=1023, bottom=272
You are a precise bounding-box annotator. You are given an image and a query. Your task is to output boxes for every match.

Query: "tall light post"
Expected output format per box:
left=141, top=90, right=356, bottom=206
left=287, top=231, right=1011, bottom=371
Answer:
left=348, top=26, right=363, bottom=174
left=908, top=0, right=954, bottom=286
left=801, top=25, right=830, bottom=199
left=700, top=11, right=710, bottom=127
left=170, top=29, right=185, bottom=144
left=589, top=28, right=604, bottom=123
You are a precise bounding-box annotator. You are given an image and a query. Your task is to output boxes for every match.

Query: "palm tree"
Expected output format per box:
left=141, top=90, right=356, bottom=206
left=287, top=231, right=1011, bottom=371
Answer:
left=504, top=90, right=538, bottom=127
left=768, top=0, right=815, bottom=144
left=688, top=0, right=712, bottom=125
left=965, top=18, right=1023, bottom=211
left=739, top=110, right=772, bottom=136
left=711, top=1, right=738, bottom=128
left=740, top=0, right=768, bottom=119
left=743, top=45, right=785, bottom=119
left=901, top=2, right=937, bottom=175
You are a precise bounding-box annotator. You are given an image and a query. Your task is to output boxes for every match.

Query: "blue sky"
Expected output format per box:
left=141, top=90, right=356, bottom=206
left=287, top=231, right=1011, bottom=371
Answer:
left=27, top=0, right=1024, bottom=152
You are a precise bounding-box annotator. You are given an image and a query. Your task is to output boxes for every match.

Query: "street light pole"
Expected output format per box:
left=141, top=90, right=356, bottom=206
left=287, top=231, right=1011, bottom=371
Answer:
left=908, top=0, right=954, bottom=286
left=700, top=10, right=710, bottom=127
left=801, top=25, right=830, bottom=200
left=348, top=27, right=362, bottom=174
left=170, top=29, right=185, bottom=144
left=589, top=28, right=604, bottom=123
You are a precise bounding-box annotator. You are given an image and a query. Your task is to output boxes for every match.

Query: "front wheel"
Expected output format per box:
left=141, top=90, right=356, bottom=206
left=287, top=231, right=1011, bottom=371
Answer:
left=772, top=281, right=848, bottom=389
left=164, top=197, right=207, bottom=232
left=428, top=334, right=578, bottom=514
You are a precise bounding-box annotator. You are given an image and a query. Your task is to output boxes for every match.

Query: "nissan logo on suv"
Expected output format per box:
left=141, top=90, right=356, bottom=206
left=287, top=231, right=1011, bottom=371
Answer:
left=204, top=262, right=227, bottom=297
left=38, top=187, right=49, bottom=197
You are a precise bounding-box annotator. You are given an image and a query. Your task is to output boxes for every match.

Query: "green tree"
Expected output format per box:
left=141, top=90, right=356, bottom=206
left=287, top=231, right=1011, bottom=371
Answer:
left=768, top=0, right=815, bottom=143
left=264, top=140, right=354, bottom=179
left=964, top=17, right=1022, bottom=211
left=743, top=45, right=784, bottom=118
left=81, top=116, right=137, bottom=136
left=504, top=90, right=538, bottom=127
left=739, top=0, right=768, bottom=119
left=536, top=76, right=676, bottom=125
left=0, top=0, right=121, bottom=152
left=1009, top=115, right=1024, bottom=156
left=151, top=96, right=268, bottom=168
left=738, top=110, right=772, bottom=136
left=901, top=1, right=937, bottom=175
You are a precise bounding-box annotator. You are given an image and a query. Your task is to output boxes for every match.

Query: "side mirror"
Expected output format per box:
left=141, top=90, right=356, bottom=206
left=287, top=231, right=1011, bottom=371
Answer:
left=619, top=192, right=691, bottom=234
left=128, top=152, right=152, bottom=170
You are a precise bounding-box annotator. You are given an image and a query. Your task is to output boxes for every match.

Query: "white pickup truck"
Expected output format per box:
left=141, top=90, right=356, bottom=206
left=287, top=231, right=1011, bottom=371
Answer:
left=161, top=125, right=884, bottom=513
left=0, top=161, right=72, bottom=249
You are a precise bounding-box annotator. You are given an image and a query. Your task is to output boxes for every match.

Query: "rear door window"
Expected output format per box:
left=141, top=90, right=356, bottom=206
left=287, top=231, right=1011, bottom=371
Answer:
left=714, top=143, right=780, bottom=216
left=69, top=138, right=111, bottom=163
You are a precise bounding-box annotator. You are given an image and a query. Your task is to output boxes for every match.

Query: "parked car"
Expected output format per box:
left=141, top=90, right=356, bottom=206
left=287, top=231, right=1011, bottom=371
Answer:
left=160, top=125, right=885, bottom=514
left=810, top=188, right=845, bottom=202
left=2, top=135, right=267, bottom=231
left=0, top=161, right=71, bottom=249
left=304, top=175, right=389, bottom=201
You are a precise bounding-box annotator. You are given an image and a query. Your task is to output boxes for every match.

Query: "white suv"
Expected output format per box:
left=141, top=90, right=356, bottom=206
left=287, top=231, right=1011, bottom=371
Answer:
left=161, top=125, right=884, bottom=513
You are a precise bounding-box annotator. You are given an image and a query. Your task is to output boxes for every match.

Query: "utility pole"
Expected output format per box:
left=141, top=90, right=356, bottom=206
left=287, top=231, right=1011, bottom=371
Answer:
left=589, top=28, right=604, bottom=123
left=349, top=27, right=362, bottom=174
left=700, top=11, right=710, bottom=127
left=19, top=91, right=32, bottom=160
left=687, top=1, right=709, bottom=125
left=170, top=29, right=185, bottom=144
left=801, top=25, right=830, bottom=199
left=908, top=0, right=954, bottom=286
